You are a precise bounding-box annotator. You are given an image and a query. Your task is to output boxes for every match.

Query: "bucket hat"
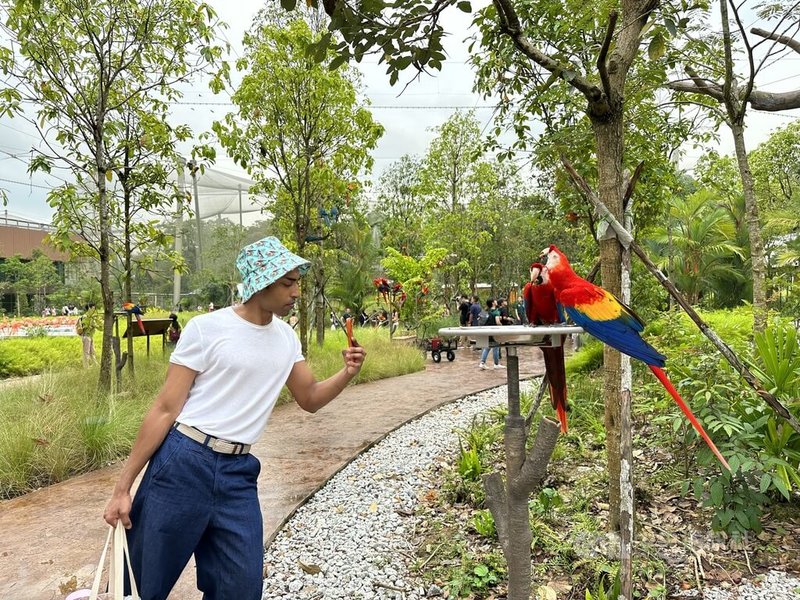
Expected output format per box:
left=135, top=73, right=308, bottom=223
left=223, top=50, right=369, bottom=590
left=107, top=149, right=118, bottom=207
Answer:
left=236, top=237, right=310, bottom=303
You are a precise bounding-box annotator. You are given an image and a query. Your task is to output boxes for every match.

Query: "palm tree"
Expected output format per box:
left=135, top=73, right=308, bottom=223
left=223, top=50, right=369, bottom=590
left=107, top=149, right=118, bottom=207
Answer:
left=326, top=221, right=379, bottom=320
left=650, top=190, right=745, bottom=306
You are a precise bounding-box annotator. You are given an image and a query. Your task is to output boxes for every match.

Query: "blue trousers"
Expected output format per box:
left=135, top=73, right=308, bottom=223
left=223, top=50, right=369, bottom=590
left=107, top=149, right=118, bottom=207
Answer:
left=126, top=428, right=263, bottom=600
left=480, top=345, right=500, bottom=365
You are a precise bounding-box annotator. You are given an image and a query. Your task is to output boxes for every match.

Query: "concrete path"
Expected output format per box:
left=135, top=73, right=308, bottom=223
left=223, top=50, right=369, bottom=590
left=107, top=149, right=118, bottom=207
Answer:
left=0, top=346, right=545, bottom=599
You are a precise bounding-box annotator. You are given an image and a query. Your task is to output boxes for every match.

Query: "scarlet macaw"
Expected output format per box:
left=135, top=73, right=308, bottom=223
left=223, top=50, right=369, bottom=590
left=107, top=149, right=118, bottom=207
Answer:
left=122, top=302, right=146, bottom=335
left=522, top=262, right=569, bottom=434
left=539, top=245, right=731, bottom=471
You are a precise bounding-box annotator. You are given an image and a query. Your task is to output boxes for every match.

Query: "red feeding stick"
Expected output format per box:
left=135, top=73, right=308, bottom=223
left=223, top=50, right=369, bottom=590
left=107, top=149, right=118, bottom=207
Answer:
left=345, top=317, right=354, bottom=348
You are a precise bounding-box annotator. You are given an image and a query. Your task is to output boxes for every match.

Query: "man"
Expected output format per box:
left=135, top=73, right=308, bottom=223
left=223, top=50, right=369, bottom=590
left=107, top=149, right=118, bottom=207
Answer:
left=498, top=298, right=515, bottom=325
left=457, top=295, right=471, bottom=348
left=102, top=237, right=366, bottom=600
left=468, top=295, right=482, bottom=326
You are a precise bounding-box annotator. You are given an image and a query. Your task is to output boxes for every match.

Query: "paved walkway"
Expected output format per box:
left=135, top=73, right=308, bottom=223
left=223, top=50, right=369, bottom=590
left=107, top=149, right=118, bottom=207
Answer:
left=0, top=346, right=545, bottom=599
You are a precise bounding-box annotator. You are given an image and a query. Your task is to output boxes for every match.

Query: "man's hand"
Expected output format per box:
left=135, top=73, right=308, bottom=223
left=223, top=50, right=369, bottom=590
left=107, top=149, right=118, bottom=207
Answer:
left=103, top=490, right=133, bottom=528
left=342, top=342, right=366, bottom=377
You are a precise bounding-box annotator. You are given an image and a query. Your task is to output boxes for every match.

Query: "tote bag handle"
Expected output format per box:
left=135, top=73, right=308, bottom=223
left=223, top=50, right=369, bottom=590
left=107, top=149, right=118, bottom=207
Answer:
left=89, top=523, right=140, bottom=600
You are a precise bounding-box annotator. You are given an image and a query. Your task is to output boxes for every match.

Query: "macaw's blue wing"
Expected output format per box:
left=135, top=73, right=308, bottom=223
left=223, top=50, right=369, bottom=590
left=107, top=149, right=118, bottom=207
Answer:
left=559, top=289, right=666, bottom=367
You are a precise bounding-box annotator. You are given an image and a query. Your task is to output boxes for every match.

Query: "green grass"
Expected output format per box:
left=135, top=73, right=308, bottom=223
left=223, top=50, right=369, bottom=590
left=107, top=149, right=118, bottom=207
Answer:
left=0, top=324, right=425, bottom=499
left=0, top=311, right=203, bottom=379
left=0, top=361, right=163, bottom=498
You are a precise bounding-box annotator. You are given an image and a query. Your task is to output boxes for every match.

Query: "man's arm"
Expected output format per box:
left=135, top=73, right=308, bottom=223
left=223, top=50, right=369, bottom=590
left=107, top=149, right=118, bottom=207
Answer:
left=286, top=345, right=366, bottom=413
left=103, top=363, right=198, bottom=527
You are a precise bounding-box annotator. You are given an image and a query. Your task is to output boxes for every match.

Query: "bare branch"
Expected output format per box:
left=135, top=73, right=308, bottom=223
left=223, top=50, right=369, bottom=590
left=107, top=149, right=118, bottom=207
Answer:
left=751, top=26, right=800, bottom=54
left=597, top=11, right=618, bottom=101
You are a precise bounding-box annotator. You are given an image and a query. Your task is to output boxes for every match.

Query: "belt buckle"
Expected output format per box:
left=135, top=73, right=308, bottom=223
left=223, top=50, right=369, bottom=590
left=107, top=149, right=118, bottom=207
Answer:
left=211, top=438, right=231, bottom=454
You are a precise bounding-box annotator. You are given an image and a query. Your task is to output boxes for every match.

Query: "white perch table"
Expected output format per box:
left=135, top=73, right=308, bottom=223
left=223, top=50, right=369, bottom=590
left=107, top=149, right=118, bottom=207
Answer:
left=437, top=325, right=584, bottom=425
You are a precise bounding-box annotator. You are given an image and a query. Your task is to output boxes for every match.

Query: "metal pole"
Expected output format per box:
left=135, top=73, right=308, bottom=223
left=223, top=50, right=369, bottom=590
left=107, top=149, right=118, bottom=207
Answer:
left=190, top=161, right=203, bottom=272
left=238, top=184, right=243, bottom=229
left=506, top=346, right=520, bottom=417
left=173, top=163, right=185, bottom=310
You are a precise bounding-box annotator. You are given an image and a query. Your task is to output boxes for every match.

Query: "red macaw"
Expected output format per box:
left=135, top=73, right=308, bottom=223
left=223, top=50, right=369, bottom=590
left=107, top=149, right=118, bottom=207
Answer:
left=522, top=262, right=569, bottom=434
left=539, top=245, right=731, bottom=471
left=122, top=302, right=146, bottom=335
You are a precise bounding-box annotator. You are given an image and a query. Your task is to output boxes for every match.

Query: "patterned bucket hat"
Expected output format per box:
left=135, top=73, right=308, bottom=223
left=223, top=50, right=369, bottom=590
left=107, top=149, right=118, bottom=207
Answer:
left=236, top=237, right=310, bottom=303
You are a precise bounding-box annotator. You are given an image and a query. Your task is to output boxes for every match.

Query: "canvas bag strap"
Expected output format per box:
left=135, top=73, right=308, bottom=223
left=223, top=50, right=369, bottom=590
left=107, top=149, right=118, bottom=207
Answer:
left=89, top=523, right=140, bottom=600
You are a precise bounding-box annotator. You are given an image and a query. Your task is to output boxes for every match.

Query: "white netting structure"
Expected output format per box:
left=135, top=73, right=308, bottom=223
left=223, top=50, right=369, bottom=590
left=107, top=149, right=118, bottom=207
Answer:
left=174, top=165, right=267, bottom=220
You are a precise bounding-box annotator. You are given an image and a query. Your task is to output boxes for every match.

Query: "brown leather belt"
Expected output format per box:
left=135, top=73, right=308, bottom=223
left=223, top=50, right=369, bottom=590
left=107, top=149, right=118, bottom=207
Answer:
left=174, top=422, right=251, bottom=455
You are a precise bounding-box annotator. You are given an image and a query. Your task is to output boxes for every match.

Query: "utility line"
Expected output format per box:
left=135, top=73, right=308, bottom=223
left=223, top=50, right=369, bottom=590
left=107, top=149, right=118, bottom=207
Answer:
left=0, top=176, right=58, bottom=190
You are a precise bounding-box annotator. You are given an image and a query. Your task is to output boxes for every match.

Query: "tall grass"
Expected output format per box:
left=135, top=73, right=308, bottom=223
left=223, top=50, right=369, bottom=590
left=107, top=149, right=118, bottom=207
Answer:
left=0, top=325, right=425, bottom=498
left=0, top=361, right=164, bottom=499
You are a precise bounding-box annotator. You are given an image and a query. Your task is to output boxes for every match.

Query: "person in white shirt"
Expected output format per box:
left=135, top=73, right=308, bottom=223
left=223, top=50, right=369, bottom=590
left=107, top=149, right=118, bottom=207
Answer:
left=102, top=236, right=366, bottom=600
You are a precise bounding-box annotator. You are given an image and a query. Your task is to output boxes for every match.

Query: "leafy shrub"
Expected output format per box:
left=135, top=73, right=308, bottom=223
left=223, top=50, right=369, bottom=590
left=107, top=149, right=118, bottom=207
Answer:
left=566, top=338, right=603, bottom=374
left=691, top=469, right=769, bottom=538
left=749, top=322, right=800, bottom=399
left=648, top=312, right=800, bottom=537
left=469, top=509, right=496, bottom=538
left=457, top=443, right=482, bottom=481
left=530, top=487, right=564, bottom=519
left=0, top=337, right=83, bottom=377
left=585, top=568, right=621, bottom=600
left=445, top=551, right=505, bottom=597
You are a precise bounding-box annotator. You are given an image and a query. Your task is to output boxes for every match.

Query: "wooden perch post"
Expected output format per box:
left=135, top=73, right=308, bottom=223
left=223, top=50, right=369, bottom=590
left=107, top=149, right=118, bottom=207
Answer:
left=483, top=346, right=561, bottom=600
left=560, top=155, right=800, bottom=435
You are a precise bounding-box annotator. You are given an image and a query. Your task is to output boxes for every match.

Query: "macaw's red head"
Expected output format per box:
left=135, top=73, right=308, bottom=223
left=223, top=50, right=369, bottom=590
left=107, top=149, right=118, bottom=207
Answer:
left=539, top=245, right=572, bottom=286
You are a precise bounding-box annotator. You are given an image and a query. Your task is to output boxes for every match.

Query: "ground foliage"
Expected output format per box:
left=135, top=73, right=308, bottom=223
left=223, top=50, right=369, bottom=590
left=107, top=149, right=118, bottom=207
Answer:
left=405, top=309, right=800, bottom=599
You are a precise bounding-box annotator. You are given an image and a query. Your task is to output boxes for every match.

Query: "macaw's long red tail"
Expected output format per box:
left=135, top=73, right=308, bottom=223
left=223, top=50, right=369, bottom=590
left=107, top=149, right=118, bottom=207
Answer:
left=649, top=365, right=731, bottom=471
left=542, top=346, right=568, bottom=434
left=136, top=315, right=145, bottom=335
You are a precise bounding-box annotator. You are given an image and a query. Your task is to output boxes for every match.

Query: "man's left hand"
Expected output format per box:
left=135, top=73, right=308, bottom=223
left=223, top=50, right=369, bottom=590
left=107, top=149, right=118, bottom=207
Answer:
left=342, top=342, right=366, bottom=377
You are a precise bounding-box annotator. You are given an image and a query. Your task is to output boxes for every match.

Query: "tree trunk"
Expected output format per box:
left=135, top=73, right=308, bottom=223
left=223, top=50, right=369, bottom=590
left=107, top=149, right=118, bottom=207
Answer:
left=298, top=238, right=310, bottom=356
left=315, top=264, right=325, bottom=347
left=98, top=179, right=113, bottom=393
left=619, top=198, right=635, bottom=600
left=482, top=349, right=560, bottom=600
left=124, top=188, right=134, bottom=377
left=730, top=121, right=767, bottom=333
left=591, top=117, right=625, bottom=532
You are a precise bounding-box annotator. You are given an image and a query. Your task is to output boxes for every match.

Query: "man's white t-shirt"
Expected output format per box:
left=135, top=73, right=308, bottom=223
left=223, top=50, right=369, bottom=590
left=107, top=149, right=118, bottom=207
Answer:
left=169, top=306, right=304, bottom=444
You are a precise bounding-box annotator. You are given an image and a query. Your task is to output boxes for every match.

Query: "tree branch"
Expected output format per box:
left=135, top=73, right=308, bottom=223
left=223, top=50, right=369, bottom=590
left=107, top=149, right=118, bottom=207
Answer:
left=597, top=11, right=618, bottom=101
left=482, top=472, right=509, bottom=553
left=511, top=417, right=560, bottom=494
left=751, top=27, right=800, bottom=54
left=668, top=66, right=726, bottom=103
left=492, top=0, right=603, bottom=103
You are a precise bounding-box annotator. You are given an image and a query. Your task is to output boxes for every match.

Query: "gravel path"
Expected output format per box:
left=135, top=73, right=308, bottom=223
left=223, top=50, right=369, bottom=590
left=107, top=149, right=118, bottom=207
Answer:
left=261, top=383, right=800, bottom=600
left=262, top=384, right=515, bottom=599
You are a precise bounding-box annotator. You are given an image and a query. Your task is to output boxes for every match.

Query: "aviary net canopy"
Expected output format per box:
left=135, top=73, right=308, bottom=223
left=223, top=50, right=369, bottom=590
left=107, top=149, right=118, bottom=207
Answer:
left=183, top=167, right=267, bottom=219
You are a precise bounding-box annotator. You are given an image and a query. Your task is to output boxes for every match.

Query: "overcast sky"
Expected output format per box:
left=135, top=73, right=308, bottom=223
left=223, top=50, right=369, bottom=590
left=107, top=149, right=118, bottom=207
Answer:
left=1, top=1, right=798, bottom=224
